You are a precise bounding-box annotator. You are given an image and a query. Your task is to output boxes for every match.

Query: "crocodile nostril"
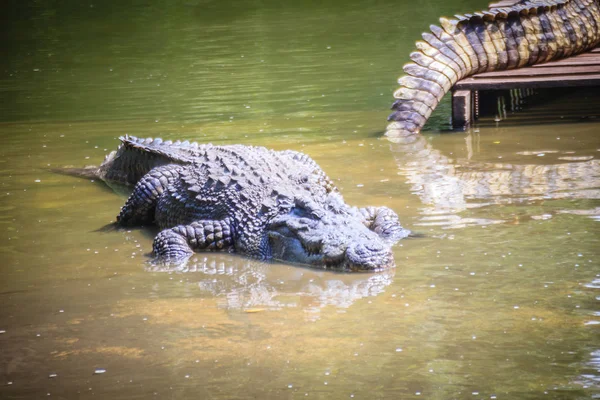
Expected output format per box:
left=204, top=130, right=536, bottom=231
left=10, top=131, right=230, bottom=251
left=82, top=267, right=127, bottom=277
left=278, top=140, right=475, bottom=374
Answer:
left=366, top=242, right=386, bottom=252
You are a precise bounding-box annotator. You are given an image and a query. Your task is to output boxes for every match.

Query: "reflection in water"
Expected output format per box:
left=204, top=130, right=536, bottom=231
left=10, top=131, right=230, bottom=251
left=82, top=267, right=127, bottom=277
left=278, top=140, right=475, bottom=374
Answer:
left=575, top=350, right=600, bottom=392
left=585, top=276, right=600, bottom=290
left=389, top=133, right=600, bottom=228
left=147, top=257, right=393, bottom=320
left=575, top=272, right=600, bottom=391
left=559, top=207, right=600, bottom=222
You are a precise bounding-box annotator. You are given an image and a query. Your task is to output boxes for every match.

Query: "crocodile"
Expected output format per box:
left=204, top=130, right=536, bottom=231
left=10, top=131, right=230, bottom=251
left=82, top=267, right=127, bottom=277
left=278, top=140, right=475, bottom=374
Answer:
left=386, top=0, right=600, bottom=137
left=87, top=136, right=410, bottom=271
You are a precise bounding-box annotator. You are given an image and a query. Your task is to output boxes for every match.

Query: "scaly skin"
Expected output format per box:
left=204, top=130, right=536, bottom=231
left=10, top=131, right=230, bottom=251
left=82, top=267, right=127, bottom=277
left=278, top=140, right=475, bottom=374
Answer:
left=91, top=136, right=410, bottom=271
left=386, top=0, right=600, bottom=137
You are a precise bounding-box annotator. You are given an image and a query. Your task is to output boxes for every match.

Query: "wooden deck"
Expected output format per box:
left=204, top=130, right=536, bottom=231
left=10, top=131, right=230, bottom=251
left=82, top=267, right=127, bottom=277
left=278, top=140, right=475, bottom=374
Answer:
left=450, top=1, right=600, bottom=129
left=455, top=47, right=600, bottom=91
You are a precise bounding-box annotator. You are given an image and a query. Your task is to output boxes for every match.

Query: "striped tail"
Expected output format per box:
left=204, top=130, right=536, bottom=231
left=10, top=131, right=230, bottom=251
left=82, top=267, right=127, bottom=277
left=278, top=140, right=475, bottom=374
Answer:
left=385, top=0, right=600, bottom=137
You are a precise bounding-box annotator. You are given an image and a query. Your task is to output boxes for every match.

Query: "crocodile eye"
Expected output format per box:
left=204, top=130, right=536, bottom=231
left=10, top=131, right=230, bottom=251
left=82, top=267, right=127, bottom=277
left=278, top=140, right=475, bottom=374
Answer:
left=291, top=206, right=311, bottom=219
left=291, top=206, right=323, bottom=220
left=311, top=209, right=324, bottom=219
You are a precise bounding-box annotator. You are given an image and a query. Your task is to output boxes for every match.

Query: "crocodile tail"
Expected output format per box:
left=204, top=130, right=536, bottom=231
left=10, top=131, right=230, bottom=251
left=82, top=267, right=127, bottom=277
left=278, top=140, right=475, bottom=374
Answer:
left=386, top=0, right=600, bottom=137
left=50, top=166, right=100, bottom=180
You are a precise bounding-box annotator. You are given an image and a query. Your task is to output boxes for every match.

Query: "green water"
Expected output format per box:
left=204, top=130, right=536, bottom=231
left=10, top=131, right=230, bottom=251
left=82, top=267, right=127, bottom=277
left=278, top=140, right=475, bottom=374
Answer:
left=1, top=1, right=599, bottom=399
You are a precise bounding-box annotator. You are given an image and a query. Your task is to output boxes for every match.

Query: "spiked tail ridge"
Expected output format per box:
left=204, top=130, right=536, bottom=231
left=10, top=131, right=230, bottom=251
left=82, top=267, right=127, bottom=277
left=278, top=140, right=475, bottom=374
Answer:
left=96, top=135, right=208, bottom=186
left=386, top=0, right=600, bottom=137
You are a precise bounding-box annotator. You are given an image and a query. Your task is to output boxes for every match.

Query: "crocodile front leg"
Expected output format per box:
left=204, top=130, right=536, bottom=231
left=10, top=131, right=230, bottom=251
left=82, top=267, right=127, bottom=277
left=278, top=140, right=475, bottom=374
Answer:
left=152, top=219, right=235, bottom=264
left=357, top=206, right=410, bottom=243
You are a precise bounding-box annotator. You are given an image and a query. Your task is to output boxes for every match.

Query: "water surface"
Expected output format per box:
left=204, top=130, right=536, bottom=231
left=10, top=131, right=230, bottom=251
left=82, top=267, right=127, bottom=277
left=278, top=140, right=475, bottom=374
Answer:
left=1, top=0, right=599, bottom=399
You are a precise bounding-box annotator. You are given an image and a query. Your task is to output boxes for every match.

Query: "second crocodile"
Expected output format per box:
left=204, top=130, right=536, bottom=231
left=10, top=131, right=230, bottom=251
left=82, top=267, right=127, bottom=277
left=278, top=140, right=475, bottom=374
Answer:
left=386, top=0, right=600, bottom=137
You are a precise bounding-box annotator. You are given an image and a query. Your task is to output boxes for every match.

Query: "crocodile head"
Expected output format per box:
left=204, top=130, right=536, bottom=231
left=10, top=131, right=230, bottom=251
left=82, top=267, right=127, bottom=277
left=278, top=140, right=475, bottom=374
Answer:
left=266, top=195, right=401, bottom=271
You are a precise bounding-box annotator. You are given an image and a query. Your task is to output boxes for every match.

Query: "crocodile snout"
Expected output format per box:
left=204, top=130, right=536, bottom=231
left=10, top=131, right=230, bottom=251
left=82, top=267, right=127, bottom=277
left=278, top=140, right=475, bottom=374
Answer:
left=345, top=241, right=395, bottom=271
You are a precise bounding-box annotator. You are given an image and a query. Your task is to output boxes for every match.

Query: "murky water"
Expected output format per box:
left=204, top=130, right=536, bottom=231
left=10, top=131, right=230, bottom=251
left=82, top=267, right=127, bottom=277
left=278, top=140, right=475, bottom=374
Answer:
left=1, top=1, right=599, bottom=399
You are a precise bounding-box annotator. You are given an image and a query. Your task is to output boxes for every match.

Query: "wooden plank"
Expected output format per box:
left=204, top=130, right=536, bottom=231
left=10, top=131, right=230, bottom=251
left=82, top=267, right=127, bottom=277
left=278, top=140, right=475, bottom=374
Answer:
left=451, top=90, right=472, bottom=129
left=455, top=74, right=600, bottom=90
left=471, top=66, right=600, bottom=78
left=453, top=44, right=600, bottom=90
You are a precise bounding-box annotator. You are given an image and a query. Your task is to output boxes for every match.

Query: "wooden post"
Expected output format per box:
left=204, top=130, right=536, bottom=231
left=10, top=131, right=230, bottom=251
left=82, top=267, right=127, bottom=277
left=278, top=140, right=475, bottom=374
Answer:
left=452, top=89, right=472, bottom=130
